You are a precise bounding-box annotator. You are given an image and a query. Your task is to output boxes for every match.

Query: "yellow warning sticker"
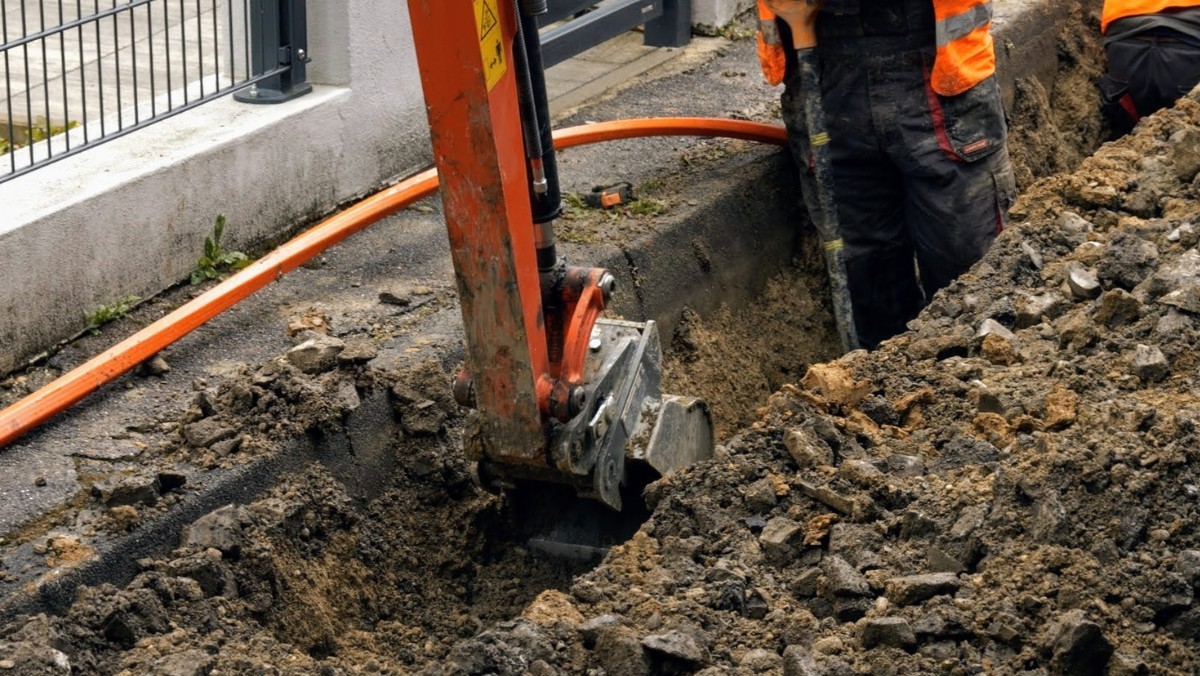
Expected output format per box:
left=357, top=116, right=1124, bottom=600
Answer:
left=475, top=0, right=507, bottom=91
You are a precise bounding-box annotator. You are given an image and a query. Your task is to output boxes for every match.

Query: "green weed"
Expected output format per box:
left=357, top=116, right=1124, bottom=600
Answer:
left=86, top=295, right=140, bottom=334
left=191, top=214, right=251, bottom=285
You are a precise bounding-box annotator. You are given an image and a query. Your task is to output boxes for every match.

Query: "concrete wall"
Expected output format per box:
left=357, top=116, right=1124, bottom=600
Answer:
left=0, top=0, right=432, bottom=375
left=692, top=0, right=756, bottom=34
left=0, top=0, right=761, bottom=377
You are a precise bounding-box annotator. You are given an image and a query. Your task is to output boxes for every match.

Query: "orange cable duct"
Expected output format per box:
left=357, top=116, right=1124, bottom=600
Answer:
left=0, top=118, right=787, bottom=449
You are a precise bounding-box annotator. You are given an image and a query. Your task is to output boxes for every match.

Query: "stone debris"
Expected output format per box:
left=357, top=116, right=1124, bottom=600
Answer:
left=285, top=334, right=345, bottom=374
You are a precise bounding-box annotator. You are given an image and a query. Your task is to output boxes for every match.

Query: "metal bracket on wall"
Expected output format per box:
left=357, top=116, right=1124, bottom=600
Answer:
left=235, top=0, right=313, bottom=104
left=539, top=0, right=692, bottom=69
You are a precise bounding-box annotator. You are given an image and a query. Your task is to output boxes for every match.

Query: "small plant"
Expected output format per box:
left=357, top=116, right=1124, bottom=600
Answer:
left=562, top=192, right=588, bottom=210
left=1, top=118, right=80, bottom=155
left=191, top=214, right=251, bottom=285
left=86, top=295, right=141, bottom=334
left=628, top=198, right=668, bottom=217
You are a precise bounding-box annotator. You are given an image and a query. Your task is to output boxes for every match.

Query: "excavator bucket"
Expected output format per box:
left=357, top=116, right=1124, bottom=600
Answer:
left=475, top=317, right=714, bottom=512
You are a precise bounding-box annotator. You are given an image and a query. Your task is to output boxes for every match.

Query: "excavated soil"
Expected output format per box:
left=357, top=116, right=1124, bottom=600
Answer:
left=11, top=13, right=1200, bottom=676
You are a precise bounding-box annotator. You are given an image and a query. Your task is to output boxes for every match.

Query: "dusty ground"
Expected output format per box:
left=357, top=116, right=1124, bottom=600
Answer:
left=8, top=8, right=1200, bottom=676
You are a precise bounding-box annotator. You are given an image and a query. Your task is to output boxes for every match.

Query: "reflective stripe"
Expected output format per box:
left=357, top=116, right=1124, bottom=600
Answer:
left=759, top=17, right=782, bottom=46
left=936, top=1, right=993, bottom=47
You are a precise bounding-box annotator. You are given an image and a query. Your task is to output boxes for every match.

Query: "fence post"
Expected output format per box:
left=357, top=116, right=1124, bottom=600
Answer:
left=644, top=0, right=692, bottom=48
left=235, top=0, right=313, bottom=104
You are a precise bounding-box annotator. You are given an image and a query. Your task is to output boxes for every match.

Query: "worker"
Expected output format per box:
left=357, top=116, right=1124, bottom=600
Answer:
left=1099, top=0, right=1200, bottom=135
left=758, top=0, right=1016, bottom=349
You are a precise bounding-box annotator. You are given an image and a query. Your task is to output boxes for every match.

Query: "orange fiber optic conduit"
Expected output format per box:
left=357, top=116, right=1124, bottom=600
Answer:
left=0, top=118, right=789, bottom=448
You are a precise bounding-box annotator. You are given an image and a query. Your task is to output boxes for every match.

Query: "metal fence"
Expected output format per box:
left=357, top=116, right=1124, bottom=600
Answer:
left=0, top=0, right=308, bottom=184
left=541, top=0, right=691, bottom=68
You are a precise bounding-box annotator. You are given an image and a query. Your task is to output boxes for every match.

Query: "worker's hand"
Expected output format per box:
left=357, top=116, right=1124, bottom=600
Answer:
left=765, top=0, right=823, bottom=49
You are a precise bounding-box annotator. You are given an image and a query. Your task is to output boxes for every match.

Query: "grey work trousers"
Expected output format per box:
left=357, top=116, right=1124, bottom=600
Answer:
left=780, top=13, right=1016, bottom=349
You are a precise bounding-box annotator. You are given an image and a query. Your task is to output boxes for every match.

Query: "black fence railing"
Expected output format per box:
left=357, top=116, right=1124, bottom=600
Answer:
left=540, top=0, right=691, bottom=68
left=0, top=0, right=308, bottom=184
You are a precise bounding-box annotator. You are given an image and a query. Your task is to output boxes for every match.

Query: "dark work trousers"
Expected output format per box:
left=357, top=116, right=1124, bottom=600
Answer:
left=779, top=6, right=1016, bottom=349
left=1101, top=27, right=1200, bottom=136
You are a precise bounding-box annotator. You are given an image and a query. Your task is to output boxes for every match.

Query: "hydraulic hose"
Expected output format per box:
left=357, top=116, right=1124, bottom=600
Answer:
left=0, top=117, right=788, bottom=449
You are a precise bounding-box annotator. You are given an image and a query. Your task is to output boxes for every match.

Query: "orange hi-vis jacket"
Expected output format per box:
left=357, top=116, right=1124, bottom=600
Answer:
left=756, top=0, right=997, bottom=97
left=1101, top=0, right=1200, bottom=33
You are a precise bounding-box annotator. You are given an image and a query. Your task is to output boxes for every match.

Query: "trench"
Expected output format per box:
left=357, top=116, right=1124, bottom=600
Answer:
left=0, top=6, right=1116, bottom=673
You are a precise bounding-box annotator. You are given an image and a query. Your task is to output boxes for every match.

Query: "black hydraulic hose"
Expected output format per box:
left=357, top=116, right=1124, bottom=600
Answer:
left=796, top=47, right=860, bottom=351
left=516, top=10, right=563, bottom=228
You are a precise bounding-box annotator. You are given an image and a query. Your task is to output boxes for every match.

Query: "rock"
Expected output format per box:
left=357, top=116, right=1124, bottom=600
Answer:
left=839, top=460, right=881, bottom=487
left=1167, top=223, right=1197, bottom=246
left=820, top=556, right=870, bottom=598
left=150, top=650, right=214, bottom=676
left=859, top=617, right=916, bottom=650
left=337, top=340, right=379, bottom=365
left=136, top=355, right=172, bottom=377
left=1044, top=385, right=1079, bottom=430
left=1056, top=309, right=1098, bottom=350
left=1032, top=492, right=1070, bottom=544
left=91, top=472, right=160, bottom=507
left=642, top=630, right=709, bottom=668
left=1131, top=344, right=1170, bottom=383
left=1108, top=652, right=1151, bottom=676
left=812, top=636, right=843, bottom=655
left=1145, top=572, right=1193, bottom=622
left=378, top=289, right=412, bottom=306
left=446, top=620, right=555, bottom=676
left=157, top=471, right=187, bottom=493
left=1156, top=308, right=1194, bottom=337
left=740, top=649, right=782, bottom=672
left=579, top=614, right=620, bottom=648
left=1066, top=266, right=1102, bottom=300
left=1176, top=550, right=1200, bottom=587
left=1045, top=610, right=1112, bottom=676
left=913, top=608, right=971, bottom=639
left=1165, top=607, right=1200, bottom=641
left=1021, top=241, right=1044, bottom=270
left=183, top=505, right=245, bottom=557
left=1059, top=211, right=1093, bottom=234
left=744, top=479, right=778, bottom=512
left=795, top=480, right=867, bottom=519
left=784, top=427, right=833, bottom=468
left=183, top=417, right=237, bottom=449
left=976, top=318, right=1016, bottom=342
left=760, top=518, right=804, bottom=564
left=927, top=547, right=966, bottom=574
left=949, top=504, right=988, bottom=540
left=1017, top=292, right=1067, bottom=328
left=981, top=333, right=1018, bottom=366
left=210, top=436, right=243, bottom=457
left=100, top=588, right=170, bottom=647
left=595, top=627, right=652, bottom=676
left=1159, top=280, right=1200, bottom=313
left=1098, top=231, right=1159, bottom=290
left=400, top=399, right=447, bottom=436
left=886, top=454, right=925, bottom=477
left=1094, top=289, right=1141, bottom=327
left=286, top=335, right=346, bottom=374
left=1170, top=128, right=1200, bottom=181
left=782, top=645, right=822, bottom=676
left=885, top=572, right=961, bottom=606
